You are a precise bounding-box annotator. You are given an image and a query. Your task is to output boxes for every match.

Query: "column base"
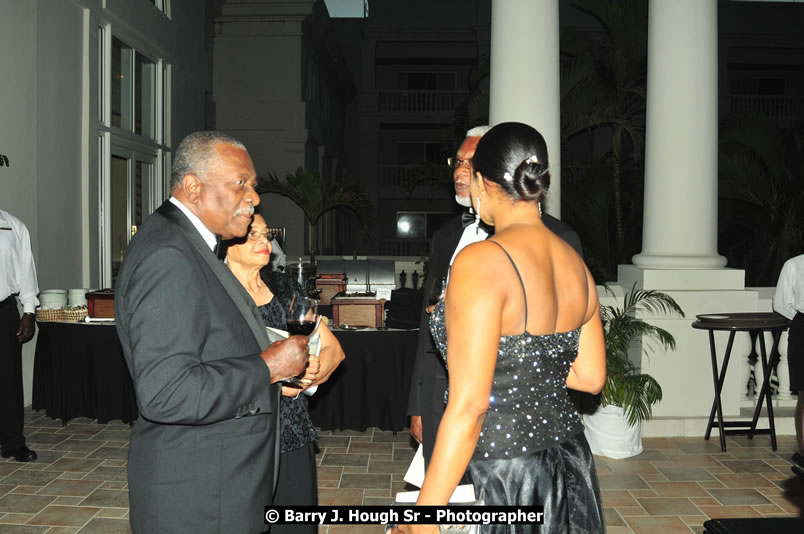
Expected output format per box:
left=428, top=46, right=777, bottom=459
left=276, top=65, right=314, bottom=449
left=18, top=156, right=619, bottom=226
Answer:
left=618, top=264, right=744, bottom=290
left=632, top=252, right=728, bottom=269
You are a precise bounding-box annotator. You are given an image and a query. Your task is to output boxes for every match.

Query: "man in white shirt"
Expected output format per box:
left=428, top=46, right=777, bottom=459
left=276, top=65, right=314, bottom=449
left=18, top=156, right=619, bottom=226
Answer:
left=0, top=209, right=39, bottom=462
left=773, top=253, right=804, bottom=477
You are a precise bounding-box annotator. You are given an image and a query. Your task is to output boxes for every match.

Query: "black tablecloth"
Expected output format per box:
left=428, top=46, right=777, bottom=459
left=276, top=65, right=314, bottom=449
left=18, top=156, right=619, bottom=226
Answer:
left=33, top=321, right=138, bottom=424
left=308, top=329, right=418, bottom=432
left=32, top=321, right=418, bottom=431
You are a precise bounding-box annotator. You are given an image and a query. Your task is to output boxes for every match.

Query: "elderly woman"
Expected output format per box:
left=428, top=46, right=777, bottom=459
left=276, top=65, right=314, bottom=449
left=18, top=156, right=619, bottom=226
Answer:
left=226, top=212, right=344, bottom=534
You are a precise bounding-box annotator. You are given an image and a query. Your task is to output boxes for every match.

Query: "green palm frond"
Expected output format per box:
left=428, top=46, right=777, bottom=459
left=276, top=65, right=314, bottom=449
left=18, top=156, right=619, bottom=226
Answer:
left=403, top=161, right=453, bottom=198
left=257, top=167, right=375, bottom=234
left=599, top=283, right=684, bottom=426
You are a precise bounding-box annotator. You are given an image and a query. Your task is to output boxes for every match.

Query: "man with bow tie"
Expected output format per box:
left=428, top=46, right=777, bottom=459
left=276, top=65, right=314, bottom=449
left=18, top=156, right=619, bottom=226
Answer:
left=115, top=131, right=310, bottom=533
left=407, top=126, right=582, bottom=468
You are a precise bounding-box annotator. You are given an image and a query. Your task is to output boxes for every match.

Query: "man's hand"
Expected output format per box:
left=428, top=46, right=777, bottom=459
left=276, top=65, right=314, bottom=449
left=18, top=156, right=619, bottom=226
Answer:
left=261, top=336, right=309, bottom=383
left=16, top=313, right=35, bottom=343
left=410, top=415, right=423, bottom=443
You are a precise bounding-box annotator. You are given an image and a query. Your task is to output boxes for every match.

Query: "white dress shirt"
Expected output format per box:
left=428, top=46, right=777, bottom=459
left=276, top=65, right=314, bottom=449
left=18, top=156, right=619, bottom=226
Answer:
left=0, top=209, right=40, bottom=314
left=773, top=254, right=804, bottom=321
left=449, top=220, right=490, bottom=267
left=169, top=197, right=217, bottom=251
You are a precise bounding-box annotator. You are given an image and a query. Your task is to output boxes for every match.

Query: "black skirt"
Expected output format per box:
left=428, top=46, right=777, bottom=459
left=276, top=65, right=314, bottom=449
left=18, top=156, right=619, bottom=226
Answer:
left=466, top=432, right=605, bottom=534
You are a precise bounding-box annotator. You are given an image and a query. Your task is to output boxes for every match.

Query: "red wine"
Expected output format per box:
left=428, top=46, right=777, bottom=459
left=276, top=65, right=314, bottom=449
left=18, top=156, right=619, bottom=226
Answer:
left=287, top=320, right=316, bottom=336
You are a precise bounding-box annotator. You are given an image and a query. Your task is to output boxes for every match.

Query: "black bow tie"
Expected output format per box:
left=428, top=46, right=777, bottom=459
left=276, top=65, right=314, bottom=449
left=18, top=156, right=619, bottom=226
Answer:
left=214, top=235, right=226, bottom=261
left=461, top=210, right=494, bottom=235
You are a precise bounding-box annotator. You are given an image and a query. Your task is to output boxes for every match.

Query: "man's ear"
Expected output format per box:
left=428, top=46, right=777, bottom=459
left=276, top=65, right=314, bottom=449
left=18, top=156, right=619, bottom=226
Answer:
left=182, top=173, right=201, bottom=204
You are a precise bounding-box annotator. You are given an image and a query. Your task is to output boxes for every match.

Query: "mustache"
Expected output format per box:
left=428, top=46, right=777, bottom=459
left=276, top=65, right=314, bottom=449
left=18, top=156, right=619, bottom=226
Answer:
left=234, top=205, right=255, bottom=217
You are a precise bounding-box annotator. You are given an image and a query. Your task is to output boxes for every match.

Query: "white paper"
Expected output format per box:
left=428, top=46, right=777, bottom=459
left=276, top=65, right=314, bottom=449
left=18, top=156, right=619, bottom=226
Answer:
left=394, top=484, right=476, bottom=504
left=375, top=287, right=393, bottom=300
left=403, top=443, right=425, bottom=488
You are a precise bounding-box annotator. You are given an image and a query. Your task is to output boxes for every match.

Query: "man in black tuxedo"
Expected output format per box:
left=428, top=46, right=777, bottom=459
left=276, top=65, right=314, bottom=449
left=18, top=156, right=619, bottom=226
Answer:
left=115, top=131, right=310, bottom=534
left=407, top=126, right=583, bottom=467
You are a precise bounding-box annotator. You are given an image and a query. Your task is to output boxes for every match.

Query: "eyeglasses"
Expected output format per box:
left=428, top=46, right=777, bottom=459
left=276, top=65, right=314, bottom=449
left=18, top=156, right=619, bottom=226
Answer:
left=446, top=157, right=472, bottom=170
left=247, top=230, right=275, bottom=241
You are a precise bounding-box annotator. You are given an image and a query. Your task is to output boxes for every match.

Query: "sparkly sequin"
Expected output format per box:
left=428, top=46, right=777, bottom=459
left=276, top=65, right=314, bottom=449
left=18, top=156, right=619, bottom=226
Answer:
left=429, top=298, right=584, bottom=460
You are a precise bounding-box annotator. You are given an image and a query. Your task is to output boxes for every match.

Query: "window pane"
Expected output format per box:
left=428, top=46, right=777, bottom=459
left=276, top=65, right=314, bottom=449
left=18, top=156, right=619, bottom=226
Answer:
left=110, top=155, right=129, bottom=284
left=135, top=53, right=155, bottom=138
left=111, top=37, right=133, bottom=130
left=396, top=213, right=425, bottom=239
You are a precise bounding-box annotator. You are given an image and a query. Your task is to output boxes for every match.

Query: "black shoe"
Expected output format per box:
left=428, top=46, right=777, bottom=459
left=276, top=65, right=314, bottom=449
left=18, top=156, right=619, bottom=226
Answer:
left=793, top=463, right=804, bottom=481
left=792, top=451, right=804, bottom=466
left=0, top=446, right=38, bottom=462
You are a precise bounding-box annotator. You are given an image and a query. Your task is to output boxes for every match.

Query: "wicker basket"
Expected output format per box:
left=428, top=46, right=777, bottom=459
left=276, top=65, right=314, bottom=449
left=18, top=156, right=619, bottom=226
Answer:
left=36, top=308, right=64, bottom=322
left=63, top=307, right=88, bottom=322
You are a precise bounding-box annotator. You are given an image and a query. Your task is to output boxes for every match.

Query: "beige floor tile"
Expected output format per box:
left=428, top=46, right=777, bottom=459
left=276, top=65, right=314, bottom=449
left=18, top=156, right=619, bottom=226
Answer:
left=648, top=481, right=710, bottom=498
left=36, top=479, right=102, bottom=497
left=347, top=442, right=393, bottom=454
left=73, top=517, right=132, bottom=533
left=616, top=506, right=648, bottom=517
left=318, top=488, right=364, bottom=506
left=0, top=493, right=57, bottom=514
left=0, top=523, right=49, bottom=533
left=0, top=512, right=37, bottom=524
left=27, top=504, right=101, bottom=527
left=601, top=490, right=639, bottom=507
left=752, top=503, right=786, bottom=515
left=339, top=473, right=391, bottom=490
left=698, top=505, right=763, bottom=518
left=707, top=488, right=772, bottom=506
left=713, top=473, right=776, bottom=488
left=636, top=497, right=701, bottom=516
left=624, top=515, right=695, bottom=534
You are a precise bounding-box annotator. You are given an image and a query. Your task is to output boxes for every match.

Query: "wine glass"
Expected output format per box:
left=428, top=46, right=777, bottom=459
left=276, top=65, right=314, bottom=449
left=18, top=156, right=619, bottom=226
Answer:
left=287, top=295, right=319, bottom=336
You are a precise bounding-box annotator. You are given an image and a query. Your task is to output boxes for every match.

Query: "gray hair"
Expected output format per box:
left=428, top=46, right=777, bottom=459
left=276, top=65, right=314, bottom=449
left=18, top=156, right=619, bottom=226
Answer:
left=170, top=131, right=247, bottom=191
left=466, top=125, right=492, bottom=138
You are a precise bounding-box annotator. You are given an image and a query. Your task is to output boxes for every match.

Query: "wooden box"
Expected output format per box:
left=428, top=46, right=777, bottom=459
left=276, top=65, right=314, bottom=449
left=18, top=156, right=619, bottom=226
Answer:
left=316, top=273, right=347, bottom=305
left=86, top=290, right=115, bottom=318
left=331, top=297, right=386, bottom=328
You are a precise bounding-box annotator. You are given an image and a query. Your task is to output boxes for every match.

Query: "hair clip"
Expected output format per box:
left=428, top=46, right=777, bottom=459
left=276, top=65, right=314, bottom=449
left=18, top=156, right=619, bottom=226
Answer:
left=526, top=155, right=539, bottom=164
left=503, top=172, right=513, bottom=182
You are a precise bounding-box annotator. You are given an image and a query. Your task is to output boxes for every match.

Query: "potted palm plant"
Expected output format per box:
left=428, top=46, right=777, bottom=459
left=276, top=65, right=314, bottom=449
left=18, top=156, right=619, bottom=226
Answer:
left=583, top=284, right=684, bottom=458
left=257, top=167, right=375, bottom=264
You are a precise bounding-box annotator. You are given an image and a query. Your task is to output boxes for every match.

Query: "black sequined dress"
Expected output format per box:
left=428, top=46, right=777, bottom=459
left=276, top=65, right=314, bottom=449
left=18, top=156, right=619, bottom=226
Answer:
left=429, top=242, right=605, bottom=533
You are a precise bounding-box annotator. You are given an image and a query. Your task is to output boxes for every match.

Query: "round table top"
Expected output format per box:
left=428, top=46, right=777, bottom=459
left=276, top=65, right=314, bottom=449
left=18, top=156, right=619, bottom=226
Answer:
left=691, top=312, right=790, bottom=331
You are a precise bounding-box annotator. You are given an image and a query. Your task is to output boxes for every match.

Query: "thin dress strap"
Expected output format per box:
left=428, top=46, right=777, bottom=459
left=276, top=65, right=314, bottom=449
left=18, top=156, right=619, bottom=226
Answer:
left=487, top=240, right=528, bottom=328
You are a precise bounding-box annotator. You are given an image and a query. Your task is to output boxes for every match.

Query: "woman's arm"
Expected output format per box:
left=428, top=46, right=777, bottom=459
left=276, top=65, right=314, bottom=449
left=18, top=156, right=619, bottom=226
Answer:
left=566, top=268, right=606, bottom=394
left=306, top=320, right=344, bottom=386
left=417, top=243, right=503, bottom=505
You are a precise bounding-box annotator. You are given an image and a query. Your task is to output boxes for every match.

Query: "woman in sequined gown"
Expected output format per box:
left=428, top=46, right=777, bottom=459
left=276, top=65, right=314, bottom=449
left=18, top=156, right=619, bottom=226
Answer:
left=392, top=122, right=607, bottom=534
left=226, top=212, right=345, bottom=534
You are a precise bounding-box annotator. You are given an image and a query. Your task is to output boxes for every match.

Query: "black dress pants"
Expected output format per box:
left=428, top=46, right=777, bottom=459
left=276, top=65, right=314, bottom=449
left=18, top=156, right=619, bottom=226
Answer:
left=272, top=441, right=318, bottom=534
left=0, top=300, right=26, bottom=452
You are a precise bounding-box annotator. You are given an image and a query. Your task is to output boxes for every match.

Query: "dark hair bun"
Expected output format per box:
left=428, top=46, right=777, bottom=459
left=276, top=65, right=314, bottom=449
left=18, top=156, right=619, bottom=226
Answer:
left=512, top=156, right=550, bottom=201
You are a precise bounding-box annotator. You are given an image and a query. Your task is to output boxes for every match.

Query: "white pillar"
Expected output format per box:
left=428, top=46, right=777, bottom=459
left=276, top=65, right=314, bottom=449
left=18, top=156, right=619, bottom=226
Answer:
left=488, top=0, right=561, bottom=216
left=632, top=0, right=726, bottom=269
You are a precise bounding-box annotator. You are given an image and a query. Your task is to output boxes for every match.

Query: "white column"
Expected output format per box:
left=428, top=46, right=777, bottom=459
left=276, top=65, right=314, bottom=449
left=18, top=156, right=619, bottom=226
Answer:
left=488, top=0, right=561, bottom=216
left=632, top=0, right=726, bottom=269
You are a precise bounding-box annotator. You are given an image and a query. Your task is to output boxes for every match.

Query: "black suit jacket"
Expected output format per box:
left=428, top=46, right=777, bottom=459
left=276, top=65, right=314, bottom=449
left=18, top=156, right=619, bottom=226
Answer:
left=115, top=201, right=279, bottom=534
left=407, top=211, right=582, bottom=466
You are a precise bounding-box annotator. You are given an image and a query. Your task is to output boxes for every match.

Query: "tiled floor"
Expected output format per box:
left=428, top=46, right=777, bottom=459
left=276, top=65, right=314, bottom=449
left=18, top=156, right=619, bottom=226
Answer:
left=1, top=408, right=802, bottom=533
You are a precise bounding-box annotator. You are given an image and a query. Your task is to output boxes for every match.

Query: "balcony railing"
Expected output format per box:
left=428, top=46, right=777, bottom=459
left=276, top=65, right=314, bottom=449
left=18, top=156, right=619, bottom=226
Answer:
left=378, top=90, right=469, bottom=113
left=378, top=164, right=420, bottom=187
left=730, top=95, right=804, bottom=119
left=379, top=238, right=429, bottom=257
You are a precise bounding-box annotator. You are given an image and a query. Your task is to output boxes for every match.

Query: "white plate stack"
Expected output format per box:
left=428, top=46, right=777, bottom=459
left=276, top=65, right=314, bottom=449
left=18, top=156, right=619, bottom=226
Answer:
left=68, top=288, right=88, bottom=307
left=39, top=289, right=67, bottom=309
